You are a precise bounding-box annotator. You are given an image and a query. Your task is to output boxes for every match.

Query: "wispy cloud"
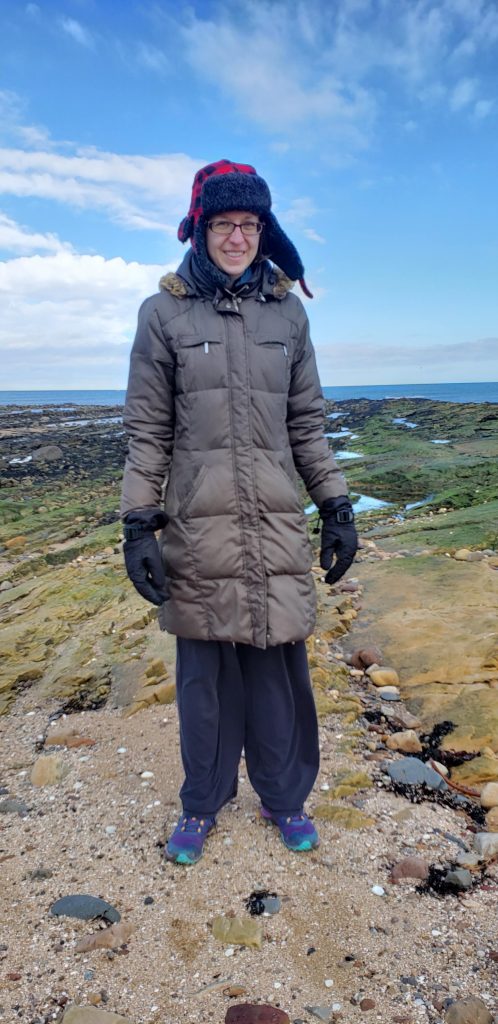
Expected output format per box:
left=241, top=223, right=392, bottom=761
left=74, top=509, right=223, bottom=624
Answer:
left=304, top=228, right=326, bottom=244
left=59, top=17, right=95, bottom=49
left=0, top=134, right=204, bottom=234
left=136, top=43, right=169, bottom=74
left=0, top=212, right=72, bottom=255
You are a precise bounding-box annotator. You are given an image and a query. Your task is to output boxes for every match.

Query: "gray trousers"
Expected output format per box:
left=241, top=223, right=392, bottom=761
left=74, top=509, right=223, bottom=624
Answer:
left=175, top=637, right=319, bottom=817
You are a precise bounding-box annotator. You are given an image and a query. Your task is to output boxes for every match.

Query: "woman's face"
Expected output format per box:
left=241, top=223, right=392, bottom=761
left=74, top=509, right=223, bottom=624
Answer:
left=206, top=209, right=261, bottom=276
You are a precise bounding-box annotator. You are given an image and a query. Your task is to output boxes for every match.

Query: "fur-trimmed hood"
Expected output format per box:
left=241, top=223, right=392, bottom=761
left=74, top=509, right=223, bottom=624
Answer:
left=158, top=250, right=295, bottom=302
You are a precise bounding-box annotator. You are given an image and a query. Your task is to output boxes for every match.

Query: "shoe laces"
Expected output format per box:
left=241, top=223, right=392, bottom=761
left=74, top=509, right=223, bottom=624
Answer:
left=180, top=815, right=211, bottom=834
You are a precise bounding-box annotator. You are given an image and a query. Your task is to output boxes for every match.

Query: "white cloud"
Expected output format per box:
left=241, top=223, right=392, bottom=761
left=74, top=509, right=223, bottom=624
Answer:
left=136, top=43, right=169, bottom=74
left=59, top=17, right=95, bottom=49
left=450, top=77, right=478, bottom=110
left=0, top=145, right=204, bottom=234
left=0, top=252, right=173, bottom=387
left=304, top=228, right=326, bottom=244
left=0, top=213, right=72, bottom=255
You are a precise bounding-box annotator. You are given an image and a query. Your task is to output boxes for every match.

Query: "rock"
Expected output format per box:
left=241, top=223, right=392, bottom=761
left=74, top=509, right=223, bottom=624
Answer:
left=480, top=781, right=498, bottom=808
left=454, top=548, right=471, bottom=561
left=225, top=1005, right=290, bottom=1023
left=389, top=857, right=430, bottom=883
left=431, top=760, right=449, bottom=776
left=485, top=806, right=498, bottom=831
left=0, top=798, right=29, bottom=815
left=367, top=666, right=400, bottom=687
left=387, top=757, right=448, bottom=790
left=5, top=535, right=27, bottom=549
left=386, top=730, right=422, bottom=753
left=74, top=921, right=133, bottom=953
left=388, top=708, right=421, bottom=730
left=304, top=1008, right=336, bottom=1023
left=473, top=833, right=498, bottom=859
left=45, top=725, right=95, bottom=749
left=32, top=444, right=64, bottom=462
left=455, top=851, right=482, bottom=869
left=371, top=885, right=385, bottom=896
left=359, top=999, right=376, bottom=1011
left=245, top=890, right=281, bottom=916
left=27, top=866, right=53, bottom=880
left=212, top=915, right=263, bottom=949
left=451, top=751, right=498, bottom=787
left=445, top=996, right=493, bottom=1024
left=31, top=754, right=68, bottom=787
left=61, top=1007, right=133, bottom=1023
left=0, top=580, right=13, bottom=591
left=443, top=868, right=473, bottom=891
left=313, top=804, right=375, bottom=828
left=50, top=895, right=120, bottom=923
left=349, top=646, right=383, bottom=669
left=378, top=687, right=400, bottom=700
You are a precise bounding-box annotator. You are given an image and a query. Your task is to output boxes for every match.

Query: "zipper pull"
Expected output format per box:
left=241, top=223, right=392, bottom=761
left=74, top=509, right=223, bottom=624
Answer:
left=204, top=341, right=209, bottom=354
left=283, top=344, right=288, bottom=357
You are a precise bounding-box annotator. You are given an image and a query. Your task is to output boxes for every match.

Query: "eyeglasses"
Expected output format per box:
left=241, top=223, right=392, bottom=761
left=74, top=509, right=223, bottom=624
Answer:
left=208, top=218, right=263, bottom=236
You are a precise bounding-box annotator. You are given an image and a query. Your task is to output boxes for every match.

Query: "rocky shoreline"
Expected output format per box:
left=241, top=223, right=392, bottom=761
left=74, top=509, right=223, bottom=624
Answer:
left=1, top=399, right=497, bottom=1024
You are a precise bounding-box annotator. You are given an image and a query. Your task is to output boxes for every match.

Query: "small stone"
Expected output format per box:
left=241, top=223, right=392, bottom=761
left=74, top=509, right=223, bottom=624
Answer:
left=349, top=646, right=383, bottom=669
left=389, top=857, right=430, bottom=883
left=371, top=885, right=385, bottom=896
left=387, top=757, right=447, bottom=790
left=480, top=782, right=498, bottom=809
left=386, top=730, right=422, bottom=754
left=304, top=1009, right=335, bottom=1023
left=143, top=896, right=154, bottom=905
left=473, top=833, right=498, bottom=859
left=50, top=895, right=120, bottom=923
left=0, top=798, right=29, bottom=815
left=453, top=548, right=471, bottom=560
left=431, top=760, right=449, bottom=776
left=484, top=805, right=498, bottom=830
left=225, top=1005, right=290, bottom=1023
left=445, top=996, right=493, bottom=1024
left=61, top=1007, right=133, bottom=1023
left=367, top=666, right=400, bottom=687
left=443, top=868, right=473, bottom=892
left=0, top=580, right=13, bottom=591
left=31, top=754, right=68, bottom=787
left=377, top=687, right=400, bottom=701
left=455, top=851, right=482, bottom=869
left=324, top=979, right=334, bottom=987
left=7, top=971, right=22, bottom=980
left=116, top=747, right=127, bottom=754
left=32, top=444, right=64, bottom=462
left=140, top=771, right=154, bottom=779
left=359, top=998, right=376, bottom=1011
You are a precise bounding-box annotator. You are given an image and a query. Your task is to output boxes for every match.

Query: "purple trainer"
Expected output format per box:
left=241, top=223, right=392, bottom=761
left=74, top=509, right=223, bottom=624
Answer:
left=165, top=813, right=216, bottom=865
left=261, top=805, right=319, bottom=851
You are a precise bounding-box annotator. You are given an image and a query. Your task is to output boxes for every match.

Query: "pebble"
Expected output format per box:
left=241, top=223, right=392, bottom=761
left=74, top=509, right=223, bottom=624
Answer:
left=141, top=770, right=154, bottom=779
left=387, top=757, right=448, bottom=790
left=50, top=894, right=120, bottom=923
left=473, top=832, right=498, bottom=858
left=105, top=825, right=117, bottom=835
left=442, top=868, right=473, bottom=891
left=304, top=1008, right=336, bottom=1022
left=225, top=1006, right=290, bottom=1023
left=371, top=885, right=385, bottom=896
left=445, top=996, right=493, bottom=1023
left=377, top=686, right=400, bottom=700
left=0, top=579, right=13, bottom=591
left=359, top=998, right=376, bottom=1011
left=386, top=730, right=422, bottom=754
left=116, top=747, right=127, bottom=754
left=324, top=979, right=334, bottom=987
left=0, top=798, right=29, bottom=815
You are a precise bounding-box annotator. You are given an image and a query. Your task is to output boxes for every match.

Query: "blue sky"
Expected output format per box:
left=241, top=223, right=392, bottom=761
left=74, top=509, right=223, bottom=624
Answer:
left=0, top=0, right=497, bottom=388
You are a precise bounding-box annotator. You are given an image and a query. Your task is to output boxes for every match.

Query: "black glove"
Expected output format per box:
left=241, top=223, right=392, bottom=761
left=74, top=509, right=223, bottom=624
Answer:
left=319, top=496, right=358, bottom=585
left=123, top=509, right=168, bottom=606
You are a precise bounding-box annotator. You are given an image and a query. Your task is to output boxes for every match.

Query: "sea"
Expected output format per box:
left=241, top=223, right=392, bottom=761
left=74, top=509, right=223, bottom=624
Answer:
left=0, top=381, right=497, bottom=407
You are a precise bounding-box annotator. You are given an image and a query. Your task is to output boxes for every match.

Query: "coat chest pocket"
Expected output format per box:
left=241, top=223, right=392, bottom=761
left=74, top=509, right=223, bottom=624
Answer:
left=176, top=335, right=228, bottom=393
left=251, top=338, right=291, bottom=394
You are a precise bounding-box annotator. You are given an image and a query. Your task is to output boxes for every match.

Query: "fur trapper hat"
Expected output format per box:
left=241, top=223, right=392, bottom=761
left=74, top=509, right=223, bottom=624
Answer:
left=178, top=159, right=312, bottom=297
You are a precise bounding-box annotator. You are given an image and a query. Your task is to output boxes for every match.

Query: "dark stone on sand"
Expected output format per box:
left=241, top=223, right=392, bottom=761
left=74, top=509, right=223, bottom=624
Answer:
left=32, top=445, right=64, bottom=462
left=50, top=894, right=120, bottom=923
left=226, top=1006, right=290, bottom=1024
left=0, top=798, right=29, bottom=815
left=387, top=757, right=448, bottom=791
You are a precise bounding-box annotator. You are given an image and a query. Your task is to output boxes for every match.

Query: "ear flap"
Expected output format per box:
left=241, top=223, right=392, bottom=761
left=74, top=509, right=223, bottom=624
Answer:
left=177, top=215, right=194, bottom=243
left=263, top=212, right=305, bottom=282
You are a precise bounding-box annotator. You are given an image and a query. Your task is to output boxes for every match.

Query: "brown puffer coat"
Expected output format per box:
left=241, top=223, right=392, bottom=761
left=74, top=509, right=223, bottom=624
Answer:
left=121, top=255, right=347, bottom=648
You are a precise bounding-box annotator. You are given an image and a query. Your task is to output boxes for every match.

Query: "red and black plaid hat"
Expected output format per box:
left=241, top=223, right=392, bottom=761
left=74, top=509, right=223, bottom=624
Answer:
left=178, top=159, right=312, bottom=297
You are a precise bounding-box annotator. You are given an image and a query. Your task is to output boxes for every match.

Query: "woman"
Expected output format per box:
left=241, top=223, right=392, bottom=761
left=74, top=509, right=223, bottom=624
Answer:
left=121, top=160, right=357, bottom=865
